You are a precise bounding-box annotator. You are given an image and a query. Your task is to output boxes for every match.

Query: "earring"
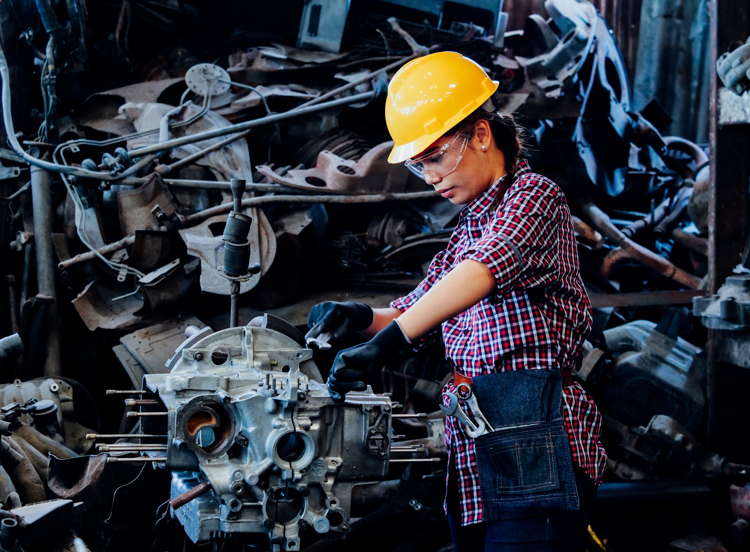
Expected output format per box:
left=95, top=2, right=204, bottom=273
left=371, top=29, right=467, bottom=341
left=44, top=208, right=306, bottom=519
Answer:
left=481, top=144, right=487, bottom=151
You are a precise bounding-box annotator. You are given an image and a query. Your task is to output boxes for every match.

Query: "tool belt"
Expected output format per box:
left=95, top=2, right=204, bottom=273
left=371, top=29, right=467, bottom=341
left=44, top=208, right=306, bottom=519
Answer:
left=453, top=366, right=574, bottom=388
left=445, top=368, right=580, bottom=521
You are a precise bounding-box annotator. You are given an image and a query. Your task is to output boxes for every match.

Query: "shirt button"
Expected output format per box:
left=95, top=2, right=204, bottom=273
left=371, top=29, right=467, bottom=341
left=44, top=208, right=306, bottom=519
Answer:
left=463, top=328, right=470, bottom=335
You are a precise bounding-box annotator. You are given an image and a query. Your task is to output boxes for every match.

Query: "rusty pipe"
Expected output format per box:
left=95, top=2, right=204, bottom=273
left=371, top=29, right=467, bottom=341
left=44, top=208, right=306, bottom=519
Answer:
left=30, top=164, right=61, bottom=377
left=672, top=228, right=709, bottom=257
left=170, top=480, right=212, bottom=510
left=155, top=130, right=253, bottom=177
left=571, top=215, right=603, bottom=249
left=58, top=235, right=135, bottom=269
left=581, top=201, right=702, bottom=289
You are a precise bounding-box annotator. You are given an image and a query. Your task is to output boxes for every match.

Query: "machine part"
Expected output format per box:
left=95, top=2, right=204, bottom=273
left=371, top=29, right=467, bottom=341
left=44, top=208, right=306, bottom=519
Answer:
left=694, top=275, right=750, bottom=330
left=717, top=37, right=750, bottom=95
left=10, top=499, right=84, bottom=550
left=0, top=336, right=23, bottom=363
left=581, top=201, right=702, bottom=289
left=112, top=315, right=208, bottom=388
left=57, top=235, right=136, bottom=270
left=257, top=142, right=418, bottom=195
left=185, top=64, right=231, bottom=97
left=588, top=290, right=706, bottom=309
left=297, top=0, right=351, bottom=53
left=518, top=0, right=597, bottom=99
left=178, top=210, right=263, bottom=296
left=143, top=322, right=394, bottom=550
left=599, top=319, right=705, bottom=432
left=116, top=174, right=181, bottom=236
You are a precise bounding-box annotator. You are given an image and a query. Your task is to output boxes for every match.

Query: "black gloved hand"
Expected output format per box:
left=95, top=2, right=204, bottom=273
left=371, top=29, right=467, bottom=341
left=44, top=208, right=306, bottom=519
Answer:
left=305, top=301, right=374, bottom=345
left=327, top=321, right=410, bottom=401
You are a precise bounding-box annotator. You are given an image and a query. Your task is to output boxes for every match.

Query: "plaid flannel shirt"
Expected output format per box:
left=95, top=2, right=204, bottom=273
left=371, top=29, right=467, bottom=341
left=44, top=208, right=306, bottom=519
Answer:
left=391, top=161, right=607, bottom=526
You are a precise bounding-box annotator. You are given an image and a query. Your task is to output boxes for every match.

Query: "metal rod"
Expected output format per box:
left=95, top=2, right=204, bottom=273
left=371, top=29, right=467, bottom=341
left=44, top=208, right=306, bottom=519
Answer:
left=160, top=180, right=304, bottom=193
left=388, top=458, right=442, bottom=463
left=87, top=434, right=167, bottom=439
left=124, top=399, right=161, bottom=406
left=4, top=276, right=19, bottom=335
left=97, top=445, right=168, bottom=452
left=170, top=480, right=212, bottom=510
left=30, top=163, right=61, bottom=377
left=129, top=91, right=376, bottom=158
left=126, top=411, right=168, bottom=417
left=184, top=191, right=439, bottom=224
left=158, top=129, right=252, bottom=176
left=106, top=457, right=167, bottom=463
left=59, top=235, right=135, bottom=270
left=392, top=414, right=428, bottom=419
left=390, top=446, right=426, bottom=453
left=229, top=280, right=240, bottom=328
left=106, top=390, right=153, bottom=395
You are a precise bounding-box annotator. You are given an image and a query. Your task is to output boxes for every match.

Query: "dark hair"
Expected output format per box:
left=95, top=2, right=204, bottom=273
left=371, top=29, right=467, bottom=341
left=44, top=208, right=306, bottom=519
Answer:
left=453, top=108, right=526, bottom=176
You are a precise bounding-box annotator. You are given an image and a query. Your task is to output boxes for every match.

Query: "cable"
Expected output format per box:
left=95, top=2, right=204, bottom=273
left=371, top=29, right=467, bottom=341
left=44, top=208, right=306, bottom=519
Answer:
left=104, top=461, right=148, bottom=524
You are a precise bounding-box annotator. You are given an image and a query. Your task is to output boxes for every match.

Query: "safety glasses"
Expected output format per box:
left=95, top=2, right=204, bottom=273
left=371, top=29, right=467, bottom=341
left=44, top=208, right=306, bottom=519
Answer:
left=405, top=132, right=469, bottom=181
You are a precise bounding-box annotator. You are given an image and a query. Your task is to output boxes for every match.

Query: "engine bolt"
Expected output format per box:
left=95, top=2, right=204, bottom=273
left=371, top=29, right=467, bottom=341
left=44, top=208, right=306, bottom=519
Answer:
left=233, top=470, right=244, bottom=481
left=194, top=352, right=204, bottom=361
left=231, top=481, right=244, bottom=495
left=297, top=392, right=306, bottom=401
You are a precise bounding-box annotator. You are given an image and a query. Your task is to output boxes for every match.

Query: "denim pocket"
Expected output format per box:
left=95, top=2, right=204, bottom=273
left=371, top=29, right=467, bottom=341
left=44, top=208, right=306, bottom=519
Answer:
left=490, top=428, right=558, bottom=494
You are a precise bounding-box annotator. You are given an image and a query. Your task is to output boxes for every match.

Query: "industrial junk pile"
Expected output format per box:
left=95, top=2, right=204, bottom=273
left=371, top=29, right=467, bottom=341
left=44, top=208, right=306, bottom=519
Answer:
left=0, top=0, right=737, bottom=551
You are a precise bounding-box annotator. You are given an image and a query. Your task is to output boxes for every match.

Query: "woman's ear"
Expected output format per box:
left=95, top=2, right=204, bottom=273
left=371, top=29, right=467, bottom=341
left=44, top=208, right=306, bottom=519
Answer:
left=473, top=119, right=492, bottom=147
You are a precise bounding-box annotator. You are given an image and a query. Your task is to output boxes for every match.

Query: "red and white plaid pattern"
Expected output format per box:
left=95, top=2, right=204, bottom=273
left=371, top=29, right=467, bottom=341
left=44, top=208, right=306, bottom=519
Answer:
left=392, top=161, right=607, bottom=526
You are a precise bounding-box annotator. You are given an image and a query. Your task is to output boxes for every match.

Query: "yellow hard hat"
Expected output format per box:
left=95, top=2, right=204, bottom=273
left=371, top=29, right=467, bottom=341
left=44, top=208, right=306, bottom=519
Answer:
left=385, top=51, right=499, bottom=164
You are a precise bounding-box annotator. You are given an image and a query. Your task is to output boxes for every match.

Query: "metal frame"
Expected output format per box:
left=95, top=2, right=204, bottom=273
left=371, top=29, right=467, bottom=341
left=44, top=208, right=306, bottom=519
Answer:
left=707, top=0, right=750, bottom=455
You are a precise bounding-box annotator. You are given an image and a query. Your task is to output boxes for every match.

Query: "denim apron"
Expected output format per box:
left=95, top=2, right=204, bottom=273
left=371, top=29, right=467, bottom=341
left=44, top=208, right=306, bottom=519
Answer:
left=470, top=369, right=579, bottom=521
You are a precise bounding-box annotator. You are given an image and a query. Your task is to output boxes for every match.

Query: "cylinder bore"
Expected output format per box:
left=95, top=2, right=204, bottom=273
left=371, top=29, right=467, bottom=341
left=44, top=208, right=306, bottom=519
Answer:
left=270, top=430, right=315, bottom=471
left=266, top=487, right=305, bottom=525
left=184, top=403, right=233, bottom=455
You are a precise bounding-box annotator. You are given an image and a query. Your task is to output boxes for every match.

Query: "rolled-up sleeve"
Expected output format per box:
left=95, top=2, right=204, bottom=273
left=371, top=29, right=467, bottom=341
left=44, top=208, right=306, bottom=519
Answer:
left=460, top=187, right=560, bottom=296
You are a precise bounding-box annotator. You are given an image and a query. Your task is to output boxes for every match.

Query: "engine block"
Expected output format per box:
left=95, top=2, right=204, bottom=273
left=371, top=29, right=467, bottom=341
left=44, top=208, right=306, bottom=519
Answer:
left=143, top=319, right=393, bottom=551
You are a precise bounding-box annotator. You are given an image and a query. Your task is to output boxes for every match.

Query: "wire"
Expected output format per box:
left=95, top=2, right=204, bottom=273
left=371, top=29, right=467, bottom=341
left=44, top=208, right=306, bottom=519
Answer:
left=104, top=461, right=148, bottom=524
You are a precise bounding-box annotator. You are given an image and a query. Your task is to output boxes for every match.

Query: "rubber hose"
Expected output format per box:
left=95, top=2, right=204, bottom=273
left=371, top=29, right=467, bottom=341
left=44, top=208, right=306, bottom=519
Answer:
left=0, top=466, right=16, bottom=506
left=13, top=422, right=77, bottom=459
left=8, top=436, right=48, bottom=480
left=0, top=439, right=46, bottom=504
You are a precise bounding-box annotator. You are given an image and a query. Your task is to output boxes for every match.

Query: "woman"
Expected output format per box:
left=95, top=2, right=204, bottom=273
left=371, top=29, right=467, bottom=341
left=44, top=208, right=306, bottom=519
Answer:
left=306, top=52, right=606, bottom=551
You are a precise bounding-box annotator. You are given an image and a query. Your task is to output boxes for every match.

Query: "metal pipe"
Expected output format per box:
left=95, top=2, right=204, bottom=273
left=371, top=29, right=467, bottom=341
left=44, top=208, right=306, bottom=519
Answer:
left=672, top=228, right=709, bottom=257
left=30, top=164, right=61, bottom=377
left=169, top=480, right=212, bottom=510
left=581, top=201, right=702, bottom=289
left=392, top=413, right=428, bottom=419
left=58, top=235, right=135, bottom=269
left=126, top=411, right=168, bottom=417
left=129, top=91, right=376, bottom=158
left=106, top=390, right=153, bottom=395
left=4, top=276, right=19, bottom=335
left=157, top=130, right=253, bottom=176
left=184, top=190, right=439, bottom=224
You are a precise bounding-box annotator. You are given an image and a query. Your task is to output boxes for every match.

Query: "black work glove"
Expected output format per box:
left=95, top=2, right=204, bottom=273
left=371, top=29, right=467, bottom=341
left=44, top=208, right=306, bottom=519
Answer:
left=327, top=321, right=410, bottom=401
left=305, top=301, right=374, bottom=345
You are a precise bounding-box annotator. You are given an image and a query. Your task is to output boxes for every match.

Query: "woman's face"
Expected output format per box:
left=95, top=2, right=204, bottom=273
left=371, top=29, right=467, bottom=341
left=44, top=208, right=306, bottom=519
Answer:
left=410, top=120, right=507, bottom=205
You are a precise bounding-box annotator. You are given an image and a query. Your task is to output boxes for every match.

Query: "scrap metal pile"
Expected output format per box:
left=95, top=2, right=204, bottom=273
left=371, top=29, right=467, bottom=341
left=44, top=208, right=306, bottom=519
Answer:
left=0, top=0, right=731, bottom=550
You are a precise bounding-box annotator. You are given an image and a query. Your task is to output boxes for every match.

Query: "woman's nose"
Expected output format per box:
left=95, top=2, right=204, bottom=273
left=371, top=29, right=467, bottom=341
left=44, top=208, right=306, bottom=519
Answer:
left=424, top=172, right=441, bottom=186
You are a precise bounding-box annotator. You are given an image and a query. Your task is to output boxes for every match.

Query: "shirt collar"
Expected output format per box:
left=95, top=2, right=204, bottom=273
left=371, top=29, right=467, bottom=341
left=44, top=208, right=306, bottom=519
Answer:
left=460, top=160, right=531, bottom=219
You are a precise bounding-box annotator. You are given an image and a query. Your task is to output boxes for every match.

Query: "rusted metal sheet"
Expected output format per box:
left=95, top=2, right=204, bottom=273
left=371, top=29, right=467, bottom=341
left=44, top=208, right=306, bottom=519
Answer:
left=117, top=175, right=181, bottom=236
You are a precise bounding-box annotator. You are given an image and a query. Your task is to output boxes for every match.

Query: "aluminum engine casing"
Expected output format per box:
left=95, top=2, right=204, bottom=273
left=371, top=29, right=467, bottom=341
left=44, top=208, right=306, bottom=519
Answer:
left=143, top=323, right=392, bottom=551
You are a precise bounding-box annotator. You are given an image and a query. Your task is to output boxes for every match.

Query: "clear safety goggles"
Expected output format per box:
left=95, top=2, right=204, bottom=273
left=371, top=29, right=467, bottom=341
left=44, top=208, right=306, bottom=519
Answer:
left=405, top=132, right=469, bottom=181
